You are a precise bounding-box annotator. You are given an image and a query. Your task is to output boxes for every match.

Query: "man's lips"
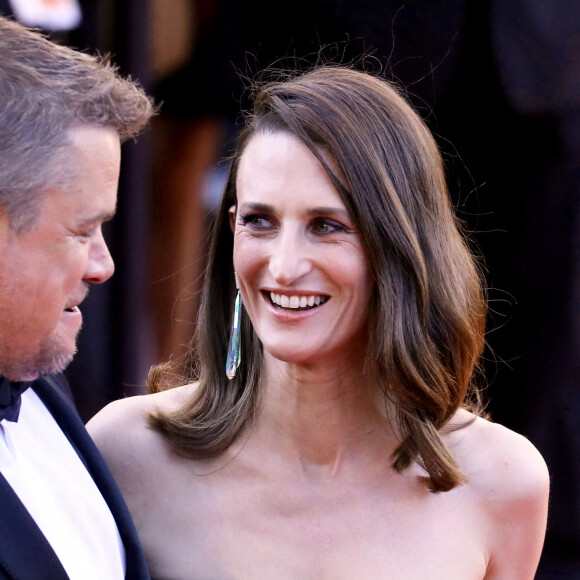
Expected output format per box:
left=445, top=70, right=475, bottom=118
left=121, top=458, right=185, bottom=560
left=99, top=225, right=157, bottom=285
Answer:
left=63, top=287, right=89, bottom=313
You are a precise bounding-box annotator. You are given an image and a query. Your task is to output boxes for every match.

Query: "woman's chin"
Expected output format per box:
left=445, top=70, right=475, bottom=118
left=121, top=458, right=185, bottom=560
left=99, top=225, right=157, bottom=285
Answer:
left=263, top=344, right=318, bottom=366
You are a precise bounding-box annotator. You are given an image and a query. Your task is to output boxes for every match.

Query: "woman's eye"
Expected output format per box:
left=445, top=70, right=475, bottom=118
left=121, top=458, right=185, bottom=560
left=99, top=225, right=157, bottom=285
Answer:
left=240, top=214, right=272, bottom=229
left=311, top=219, right=345, bottom=235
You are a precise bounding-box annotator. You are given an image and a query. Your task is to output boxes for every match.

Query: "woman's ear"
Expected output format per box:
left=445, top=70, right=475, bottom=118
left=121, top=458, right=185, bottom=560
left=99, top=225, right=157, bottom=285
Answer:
left=229, top=205, right=237, bottom=233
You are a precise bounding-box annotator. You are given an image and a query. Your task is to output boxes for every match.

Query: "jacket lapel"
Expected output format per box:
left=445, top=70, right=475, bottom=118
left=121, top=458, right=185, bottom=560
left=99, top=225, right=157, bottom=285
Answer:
left=33, top=376, right=150, bottom=580
left=0, top=467, right=68, bottom=579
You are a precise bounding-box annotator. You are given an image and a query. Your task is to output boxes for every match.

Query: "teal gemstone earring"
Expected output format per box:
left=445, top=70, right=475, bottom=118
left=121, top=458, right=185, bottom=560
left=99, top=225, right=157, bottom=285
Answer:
left=225, top=284, right=242, bottom=379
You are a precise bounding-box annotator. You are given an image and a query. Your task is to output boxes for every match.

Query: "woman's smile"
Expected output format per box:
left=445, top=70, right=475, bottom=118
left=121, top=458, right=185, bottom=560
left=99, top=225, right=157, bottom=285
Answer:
left=267, top=291, right=329, bottom=310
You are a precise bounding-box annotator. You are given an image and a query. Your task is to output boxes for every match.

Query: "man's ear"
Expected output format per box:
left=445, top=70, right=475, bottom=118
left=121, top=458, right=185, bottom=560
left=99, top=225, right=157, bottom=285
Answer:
left=228, top=205, right=237, bottom=233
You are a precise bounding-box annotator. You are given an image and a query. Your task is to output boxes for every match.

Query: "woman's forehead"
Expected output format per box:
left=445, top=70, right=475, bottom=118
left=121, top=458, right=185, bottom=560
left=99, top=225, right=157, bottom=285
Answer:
left=236, top=132, right=347, bottom=210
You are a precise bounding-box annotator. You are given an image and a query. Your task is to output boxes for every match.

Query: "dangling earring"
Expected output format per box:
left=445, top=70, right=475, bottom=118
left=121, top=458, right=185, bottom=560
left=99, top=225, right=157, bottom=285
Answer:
left=226, top=278, right=242, bottom=379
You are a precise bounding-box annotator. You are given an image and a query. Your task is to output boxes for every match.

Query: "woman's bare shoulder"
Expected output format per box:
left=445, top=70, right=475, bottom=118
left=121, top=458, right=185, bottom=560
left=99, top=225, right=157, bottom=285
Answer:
left=446, top=409, right=549, bottom=500
left=444, top=409, right=549, bottom=578
left=86, top=383, right=198, bottom=474
left=87, top=383, right=197, bottom=434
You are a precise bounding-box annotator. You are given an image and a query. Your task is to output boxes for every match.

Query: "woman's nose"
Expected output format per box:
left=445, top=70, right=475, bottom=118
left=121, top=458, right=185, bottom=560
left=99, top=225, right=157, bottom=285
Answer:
left=268, top=227, right=312, bottom=286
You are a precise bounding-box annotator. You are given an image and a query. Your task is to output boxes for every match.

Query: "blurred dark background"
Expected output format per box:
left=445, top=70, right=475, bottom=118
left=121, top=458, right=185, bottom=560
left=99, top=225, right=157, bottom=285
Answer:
left=1, top=1, right=578, bottom=576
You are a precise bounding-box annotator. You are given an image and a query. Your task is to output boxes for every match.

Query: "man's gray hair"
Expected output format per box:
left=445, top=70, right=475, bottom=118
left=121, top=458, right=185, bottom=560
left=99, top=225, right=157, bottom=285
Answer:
left=0, top=16, right=155, bottom=230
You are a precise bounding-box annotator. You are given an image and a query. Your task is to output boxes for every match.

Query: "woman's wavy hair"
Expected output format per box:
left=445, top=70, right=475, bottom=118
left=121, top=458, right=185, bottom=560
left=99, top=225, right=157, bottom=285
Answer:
left=149, top=65, right=486, bottom=492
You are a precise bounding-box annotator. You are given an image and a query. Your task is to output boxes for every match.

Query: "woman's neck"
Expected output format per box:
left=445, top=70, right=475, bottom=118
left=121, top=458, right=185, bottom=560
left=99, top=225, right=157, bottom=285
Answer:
left=252, top=353, right=398, bottom=476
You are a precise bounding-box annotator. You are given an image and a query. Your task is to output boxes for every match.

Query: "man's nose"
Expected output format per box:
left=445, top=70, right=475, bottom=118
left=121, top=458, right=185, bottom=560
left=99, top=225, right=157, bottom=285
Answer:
left=83, top=229, right=115, bottom=284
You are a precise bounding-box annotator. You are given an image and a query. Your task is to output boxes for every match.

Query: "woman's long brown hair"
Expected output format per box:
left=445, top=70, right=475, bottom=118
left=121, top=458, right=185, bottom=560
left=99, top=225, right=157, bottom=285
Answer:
left=148, top=65, right=486, bottom=492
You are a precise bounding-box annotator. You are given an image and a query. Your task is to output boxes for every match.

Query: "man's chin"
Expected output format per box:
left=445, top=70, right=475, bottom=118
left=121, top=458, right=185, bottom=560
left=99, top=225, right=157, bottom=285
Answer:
left=1, top=345, right=75, bottom=382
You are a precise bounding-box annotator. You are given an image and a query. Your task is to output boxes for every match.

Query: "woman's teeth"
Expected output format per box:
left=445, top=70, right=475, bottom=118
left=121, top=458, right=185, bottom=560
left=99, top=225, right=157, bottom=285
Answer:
left=269, top=292, right=328, bottom=309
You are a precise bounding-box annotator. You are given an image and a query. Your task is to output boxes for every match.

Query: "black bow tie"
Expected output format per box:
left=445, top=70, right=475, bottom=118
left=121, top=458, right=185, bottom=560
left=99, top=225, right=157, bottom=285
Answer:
left=0, top=376, right=31, bottom=423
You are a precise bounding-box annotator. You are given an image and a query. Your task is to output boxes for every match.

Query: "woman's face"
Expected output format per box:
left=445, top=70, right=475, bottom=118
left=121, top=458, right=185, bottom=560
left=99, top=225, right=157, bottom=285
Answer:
left=230, top=131, right=373, bottom=367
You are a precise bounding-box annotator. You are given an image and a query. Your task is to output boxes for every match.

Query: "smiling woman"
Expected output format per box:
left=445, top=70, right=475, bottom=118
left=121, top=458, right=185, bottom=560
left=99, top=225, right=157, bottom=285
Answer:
left=88, top=66, right=549, bottom=579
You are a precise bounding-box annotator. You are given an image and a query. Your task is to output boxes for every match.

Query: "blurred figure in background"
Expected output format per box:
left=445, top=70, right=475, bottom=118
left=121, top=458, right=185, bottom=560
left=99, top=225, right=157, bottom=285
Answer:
left=149, top=0, right=226, bottom=366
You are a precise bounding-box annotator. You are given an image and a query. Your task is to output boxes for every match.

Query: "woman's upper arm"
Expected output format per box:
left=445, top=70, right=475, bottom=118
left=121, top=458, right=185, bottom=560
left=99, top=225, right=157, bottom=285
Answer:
left=87, top=397, right=154, bottom=507
left=482, top=429, right=550, bottom=579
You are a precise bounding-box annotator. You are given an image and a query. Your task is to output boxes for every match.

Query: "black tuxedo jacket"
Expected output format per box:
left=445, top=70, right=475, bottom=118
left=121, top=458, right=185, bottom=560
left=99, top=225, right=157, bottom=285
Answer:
left=0, top=376, right=150, bottom=579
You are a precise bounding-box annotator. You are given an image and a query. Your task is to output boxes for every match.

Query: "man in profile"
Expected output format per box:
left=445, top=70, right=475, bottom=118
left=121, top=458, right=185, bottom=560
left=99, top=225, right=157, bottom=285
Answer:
left=0, top=16, right=154, bottom=579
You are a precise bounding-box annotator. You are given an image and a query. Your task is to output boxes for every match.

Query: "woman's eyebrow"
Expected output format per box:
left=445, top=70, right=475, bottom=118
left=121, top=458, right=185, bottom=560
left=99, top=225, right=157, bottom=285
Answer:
left=239, top=203, right=348, bottom=215
left=238, top=202, right=272, bottom=213
left=306, top=206, right=351, bottom=218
